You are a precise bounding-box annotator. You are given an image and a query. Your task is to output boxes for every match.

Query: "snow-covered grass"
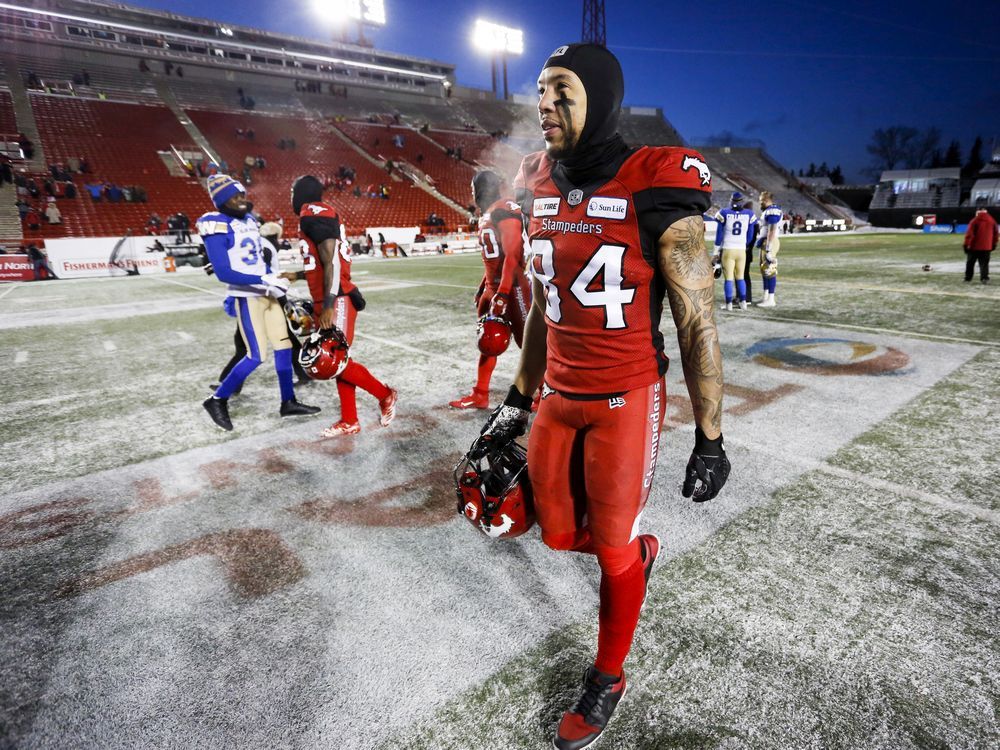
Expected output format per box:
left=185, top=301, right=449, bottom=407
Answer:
left=0, top=234, right=997, bottom=749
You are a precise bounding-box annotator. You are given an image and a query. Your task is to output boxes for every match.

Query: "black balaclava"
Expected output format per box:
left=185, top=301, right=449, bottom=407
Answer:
left=292, top=175, right=324, bottom=214
left=472, top=170, right=503, bottom=211
left=542, top=43, right=629, bottom=185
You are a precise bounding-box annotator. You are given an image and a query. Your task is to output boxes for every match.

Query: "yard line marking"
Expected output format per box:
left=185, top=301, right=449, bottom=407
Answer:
left=176, top=331, right=195, bottom=342
left=147, top=275, right=227, bottom=297
left=782, top=278, right=996, bottom=300
left=0, top=283, right=21, bottom=299
left=103, top=340, right=117, bottom=352
left=743, top=313, right=999, bottom=347
left=353, top=332, right=470, bottom=366
left=705, top=431, right=1000, bottom=527
left=14, top=351, right=28, bottom=364
left=364, top=275, right=478, bottom=291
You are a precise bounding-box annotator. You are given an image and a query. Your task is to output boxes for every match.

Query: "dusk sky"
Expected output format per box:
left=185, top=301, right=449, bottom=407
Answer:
left=128, top=0, right=1000, bottom=182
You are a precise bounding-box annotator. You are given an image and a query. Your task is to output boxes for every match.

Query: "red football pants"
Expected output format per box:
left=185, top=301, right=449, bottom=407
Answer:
left=331, top=295, right=390, bottom=423
left=528, top=377, right=666, bottom=675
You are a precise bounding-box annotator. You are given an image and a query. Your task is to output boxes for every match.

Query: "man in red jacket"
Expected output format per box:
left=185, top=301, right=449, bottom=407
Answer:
left=964, top=208, right=998, bottom=284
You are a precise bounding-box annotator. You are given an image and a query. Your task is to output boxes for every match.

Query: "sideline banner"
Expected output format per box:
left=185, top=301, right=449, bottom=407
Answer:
left=45, top=237, right=168, bottom=278
left=0, top=254, right=35, bottom=282
left=923, top=224, right=968, bottom=234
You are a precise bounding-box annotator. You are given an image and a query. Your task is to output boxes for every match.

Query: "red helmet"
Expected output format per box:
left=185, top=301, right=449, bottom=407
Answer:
left=477, top=314, right=511, bottom=357
left=298, top=327, right=350, bottom=380
left=454, top=440, right=535, bottom=539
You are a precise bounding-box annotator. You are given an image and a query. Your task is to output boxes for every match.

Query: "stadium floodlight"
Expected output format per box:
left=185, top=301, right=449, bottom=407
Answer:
left=316, top=0, right=386, bottom=26
left=472, top=19, right=523, bottom=55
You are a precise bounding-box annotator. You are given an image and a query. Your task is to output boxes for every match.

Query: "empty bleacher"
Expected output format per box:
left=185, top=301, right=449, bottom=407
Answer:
left=190, top=109, right=466, bottom=231
left=22, top=94, right=208, bottom=238
left=334, top=120, right=477, bottom=210
left=423, top=129, right=524, bottom=182
left=17, top=55, right=160, bottom=104
left=700, top=146, right=834, bottom=218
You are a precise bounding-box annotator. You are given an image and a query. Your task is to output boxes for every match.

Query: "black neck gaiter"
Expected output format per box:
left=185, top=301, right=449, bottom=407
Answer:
left=542, top=43, right=628, bottom=186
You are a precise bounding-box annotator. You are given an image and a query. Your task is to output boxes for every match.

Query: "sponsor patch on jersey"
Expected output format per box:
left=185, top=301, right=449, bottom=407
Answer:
left=533, top=197, right=561, bottom=217
left=586, top=197, right=628, bottom=220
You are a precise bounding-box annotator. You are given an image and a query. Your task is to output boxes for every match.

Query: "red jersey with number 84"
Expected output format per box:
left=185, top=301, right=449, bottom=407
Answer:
left=514, top=146, right=712, bottom=395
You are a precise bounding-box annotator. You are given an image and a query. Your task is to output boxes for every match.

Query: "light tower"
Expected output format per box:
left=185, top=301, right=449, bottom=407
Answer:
left=472, top=20, right=524, bottom=101
left=582, top=0, right=606, bottom=46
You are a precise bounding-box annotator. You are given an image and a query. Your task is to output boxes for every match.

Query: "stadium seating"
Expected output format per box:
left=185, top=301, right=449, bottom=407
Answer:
left=423, top=129, right=524, bottom=181
left=700, top=147, right=834, bottom=219
left=334, top=120, right=477, bottom=210
left=0, top=90, right=17, bottom=136
left=189, top=109, right=467, bottom=232
left=22, top=94, right=208, bottom=238
left=17, top=57, right=160, bottom=104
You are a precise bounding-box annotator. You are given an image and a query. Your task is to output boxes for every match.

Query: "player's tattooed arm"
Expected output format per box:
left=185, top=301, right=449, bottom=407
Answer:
left=513, top=275, right=548, bottom=398
left=658, top=215, right=724, bottom=437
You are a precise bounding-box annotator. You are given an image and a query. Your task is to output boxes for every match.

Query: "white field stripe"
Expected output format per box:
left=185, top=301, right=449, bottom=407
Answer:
left=0, top=282, right=21, bottom=299
left=746, top=313, right=1000, bottom=348
left=783, top=278, right=996, bottom=300
left=175, top=331, right=195, bottom=342
left=353, top=332, right=470, bottom=366
left=364, top=275, right=478, bottom=291
left=705, top=429, right=1000, bottom=526
left=103, top=340, right=117, bottom=352
left=147, top=275, right=227, bottom=297
left=14, top=350, right=28, bottom=364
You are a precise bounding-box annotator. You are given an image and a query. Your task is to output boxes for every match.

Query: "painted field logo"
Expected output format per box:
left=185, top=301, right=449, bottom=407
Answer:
left=747, top=337, right=910, bottom=376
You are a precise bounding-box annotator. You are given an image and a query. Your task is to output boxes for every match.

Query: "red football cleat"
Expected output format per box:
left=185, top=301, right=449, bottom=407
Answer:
left=320, top=420, right=360, bottom=438
left=554, top=667, right=628, bottom=750
left=449, top=391, right=490, bottom=409
left=378, top=388, right=398, bottom=427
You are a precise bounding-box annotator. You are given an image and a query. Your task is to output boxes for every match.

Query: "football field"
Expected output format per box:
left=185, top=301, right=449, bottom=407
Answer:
left=1, top=232, right=998, bottom=749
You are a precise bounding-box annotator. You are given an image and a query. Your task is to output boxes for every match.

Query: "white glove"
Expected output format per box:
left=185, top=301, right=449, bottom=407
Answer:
left=765, top=252, right=775, bottom=264
left=260, top=272, right=290, bottom=298
left=711, top=248, right=722, bottom=278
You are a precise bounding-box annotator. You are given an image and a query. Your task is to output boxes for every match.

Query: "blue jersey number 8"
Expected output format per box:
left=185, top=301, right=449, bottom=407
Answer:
left=732, top=220, right=743, bottom=236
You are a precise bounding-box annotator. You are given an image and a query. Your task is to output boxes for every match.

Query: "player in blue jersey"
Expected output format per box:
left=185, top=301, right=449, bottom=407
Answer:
left=712, top=191, right=757, bottom=310
left=198, top=174, right=320, bottom=431
left=757, top=191, right=782, bottom=307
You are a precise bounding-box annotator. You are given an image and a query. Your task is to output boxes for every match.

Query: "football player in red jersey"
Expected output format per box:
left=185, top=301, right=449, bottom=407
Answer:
left=472, top=44, right=730, bottom=750
left=286, top=175, right=397, bottom=437
left=449, top=169, right=532, bottom=409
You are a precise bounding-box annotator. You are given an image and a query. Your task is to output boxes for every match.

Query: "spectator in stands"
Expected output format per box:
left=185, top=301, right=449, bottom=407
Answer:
left=964, top=208, right=998, bottom=284
left=122, top=185, right=133, bottom=202
left=352, top=184, right=361, bottom=198
left=246, top=128, right=255, bottom=141
left=0, top=157, right=13, bottom=185
left=26, top=72, right=40, bottom=89
left=164, top=61, right=174, bottom=75
left=79, top=157, right=91, bottom=174
left=242, top=165, right=253, bottom=186
left=177, top=213, right=192, bottom=243
left=24, top=206, right=41, bottom=231
left=176, top=66, right=184, bottom=78
left=44, top=202, right=61, bottom=225
left=133, top=185, right=147, bottom=202
left=139, top=59, right=150, bottom=73
left=16, top=199, right=30, bottom=220
left=147, top=213, right=162, bottom=234
left=380, top=184, right=390, bottom=200
left=107, top=183, right=123, bottom=203
left=86, top=181, right=103, bottom=202
left=255, top=155, right=266, bottom=169
left=260, top=218, right=282, bottom=251
left=43, top=177, right=55, bottom=197
left=166, top=214, right=180, bottom=242
left=416, top=153, right=424, bottom=165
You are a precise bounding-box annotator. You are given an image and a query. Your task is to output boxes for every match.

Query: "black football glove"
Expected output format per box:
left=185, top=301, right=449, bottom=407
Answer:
left=469, top=385, right=532, bottom=459
left=348, top=287, right=366, bottom=311
left=682, top=427, right=730, bottom=502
